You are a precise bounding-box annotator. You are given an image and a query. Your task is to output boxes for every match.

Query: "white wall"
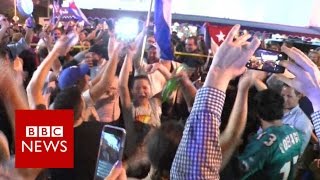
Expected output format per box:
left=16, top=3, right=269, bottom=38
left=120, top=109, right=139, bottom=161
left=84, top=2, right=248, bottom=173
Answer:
left=74, top=0, right=318, bottom=27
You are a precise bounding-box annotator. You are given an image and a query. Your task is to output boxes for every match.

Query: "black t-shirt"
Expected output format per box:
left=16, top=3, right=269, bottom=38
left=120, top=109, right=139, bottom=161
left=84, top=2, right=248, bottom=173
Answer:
left=50, top=121, right=108, bottom=180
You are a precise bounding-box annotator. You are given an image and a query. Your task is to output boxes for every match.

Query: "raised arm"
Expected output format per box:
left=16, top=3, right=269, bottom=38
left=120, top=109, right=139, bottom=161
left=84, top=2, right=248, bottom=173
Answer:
left=24, top=17, right=37, bottom=46
left=89, top=43, right=122, bottom=103
left=170, top=24, right=260, bottom=179
left=40, top=32, right=62, bottom=75
left=118, top=48, right=138, bottom=157
left=279, top=46, right=320, bottom=143
left=87, top=33, right=121, bottom=87
left=27, top=36, right=70, bottom=109
left=119, top=49, right=134, bottom=112
left=86, top=25, right=100, bottom=41
left=145, top=62, right=172, bottom=80
left=24, top=27, right=34, bottom=46
left=26, top=35, right=73, bottom=109
left=176, top=71, right=197, bottom=110
left=108, top=32, right=116, bottom=59
left=132, top=28, right=147, bottom=73
left=220, top=71, right=254, bottom=170
left=0, top=62, right=29, bottom=145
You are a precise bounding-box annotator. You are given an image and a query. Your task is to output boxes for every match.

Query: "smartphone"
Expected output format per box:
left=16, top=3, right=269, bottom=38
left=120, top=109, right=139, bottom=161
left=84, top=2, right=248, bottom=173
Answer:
left=93, top=125, right=126, bottom=180
left=246, top=48, right=287, bottom=73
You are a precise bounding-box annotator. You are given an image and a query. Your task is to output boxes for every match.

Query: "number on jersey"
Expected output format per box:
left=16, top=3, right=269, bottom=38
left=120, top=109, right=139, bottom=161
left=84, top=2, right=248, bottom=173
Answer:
left=280, top=155, right=299, bottom=180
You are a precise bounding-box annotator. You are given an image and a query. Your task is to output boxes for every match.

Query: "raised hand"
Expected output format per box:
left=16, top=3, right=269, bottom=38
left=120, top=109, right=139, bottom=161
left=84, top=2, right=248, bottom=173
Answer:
left=52, top=33, right=79, bottom=56
left=279, top=46, right=320, bottom=111
left=238, top=69, right=258, bottom=90
left=204, top=24, right=260, bottom=91
left=145, top=62, right=161, bottom=74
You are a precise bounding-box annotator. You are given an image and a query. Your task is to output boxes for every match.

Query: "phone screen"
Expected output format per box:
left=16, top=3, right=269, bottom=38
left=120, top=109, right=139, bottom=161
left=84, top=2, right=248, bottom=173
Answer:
left=246, top=48, right=287, bottom=73
left=94, top=125, right=126, bottom=180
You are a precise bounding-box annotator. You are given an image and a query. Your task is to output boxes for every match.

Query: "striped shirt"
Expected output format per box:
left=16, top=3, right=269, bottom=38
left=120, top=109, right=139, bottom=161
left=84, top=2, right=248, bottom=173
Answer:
left=311, top=111, right=320, bottom=146
left=170, top=87, right=225, bottom=180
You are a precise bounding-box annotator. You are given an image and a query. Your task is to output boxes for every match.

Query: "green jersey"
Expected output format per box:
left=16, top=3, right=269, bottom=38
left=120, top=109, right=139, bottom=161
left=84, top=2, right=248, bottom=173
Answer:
left=239, top=125, right=303, bottom=180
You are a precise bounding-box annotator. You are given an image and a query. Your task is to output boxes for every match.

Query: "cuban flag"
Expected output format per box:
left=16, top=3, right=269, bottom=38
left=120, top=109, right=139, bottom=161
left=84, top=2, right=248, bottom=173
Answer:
left=154, top=0, right=174, bottom=61
left=68, top=0, right=90, bottom=24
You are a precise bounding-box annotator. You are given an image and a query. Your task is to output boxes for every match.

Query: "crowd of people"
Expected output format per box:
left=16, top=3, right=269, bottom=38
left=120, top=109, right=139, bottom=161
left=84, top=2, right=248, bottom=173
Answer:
left=0, top=12, right=320, bottom=180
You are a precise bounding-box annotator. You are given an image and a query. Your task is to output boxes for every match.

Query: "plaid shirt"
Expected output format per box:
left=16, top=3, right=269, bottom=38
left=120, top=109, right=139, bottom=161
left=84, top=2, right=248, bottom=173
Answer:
left=170, top=87, right=225, bottom=180
left=311, top=111, right=320, bottom=146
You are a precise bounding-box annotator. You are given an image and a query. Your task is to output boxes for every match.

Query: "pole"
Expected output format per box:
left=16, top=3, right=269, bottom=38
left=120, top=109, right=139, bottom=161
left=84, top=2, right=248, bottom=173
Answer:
left=139, top=0, right=154, bottom=66
left=12, top=0, right=20, bottom=22
left=47, top=0, right=50, bottom=17
left=14, top=0, right=17, bottom=17
left=175, top=51, right=214, bottom=58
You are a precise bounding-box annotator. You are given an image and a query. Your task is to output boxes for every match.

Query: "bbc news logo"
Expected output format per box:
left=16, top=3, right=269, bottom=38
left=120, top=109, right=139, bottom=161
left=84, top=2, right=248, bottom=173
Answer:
left=15, top=110, right=74, bottom=168
left=23, top=126, right=67, bottom=153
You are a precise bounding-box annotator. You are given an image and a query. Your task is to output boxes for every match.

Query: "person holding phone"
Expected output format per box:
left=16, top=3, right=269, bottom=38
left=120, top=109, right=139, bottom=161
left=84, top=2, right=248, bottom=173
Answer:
left=94, top=125, right=126, bottom=180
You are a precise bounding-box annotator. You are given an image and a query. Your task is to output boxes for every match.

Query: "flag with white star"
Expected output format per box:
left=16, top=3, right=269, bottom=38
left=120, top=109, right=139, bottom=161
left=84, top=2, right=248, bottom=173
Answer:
left=205, top=23, right=233, bottom=45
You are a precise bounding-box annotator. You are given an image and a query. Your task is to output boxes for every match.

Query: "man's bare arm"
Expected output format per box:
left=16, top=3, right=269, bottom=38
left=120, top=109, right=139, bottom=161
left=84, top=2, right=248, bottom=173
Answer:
left=27, top=35, right=75, bottom=109
left=176, top=72, right=197, bottom=110
left=0, top=63, right=29, bottom=144
left=89, top=43, right=122, bottom=102
left=220, top=71, right=254, bottom=170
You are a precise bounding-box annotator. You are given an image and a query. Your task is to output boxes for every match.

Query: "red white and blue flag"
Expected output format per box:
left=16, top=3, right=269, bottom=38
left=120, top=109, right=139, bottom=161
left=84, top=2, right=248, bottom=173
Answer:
left=154, top=0, right=174, bottom=60
left=68, top=0, right=89, bottom=24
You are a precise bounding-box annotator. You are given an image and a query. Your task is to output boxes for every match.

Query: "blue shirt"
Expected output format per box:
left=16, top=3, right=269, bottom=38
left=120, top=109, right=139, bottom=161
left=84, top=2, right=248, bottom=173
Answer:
left=282, top=105, right=313, bottom=152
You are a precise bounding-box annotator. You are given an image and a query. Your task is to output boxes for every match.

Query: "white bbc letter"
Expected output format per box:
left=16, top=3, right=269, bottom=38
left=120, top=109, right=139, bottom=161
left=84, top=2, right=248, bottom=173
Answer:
left=26, top=126, right=37, bottom=137
left=39, top=126, right=50, bottom=137
left=60, top=140, right=67, bottom=152
left=51, top=126, right=63, bottom=137
left=22, top=141, right=33, bottom=152
left=34, top=140, right=42, bottom=152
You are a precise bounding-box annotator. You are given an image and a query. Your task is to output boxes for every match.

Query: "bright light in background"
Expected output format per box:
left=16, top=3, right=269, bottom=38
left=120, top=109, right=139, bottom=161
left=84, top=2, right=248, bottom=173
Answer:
left=75, top=0, right=318, bottom=27
left=115, top=17, right=140, bottom=41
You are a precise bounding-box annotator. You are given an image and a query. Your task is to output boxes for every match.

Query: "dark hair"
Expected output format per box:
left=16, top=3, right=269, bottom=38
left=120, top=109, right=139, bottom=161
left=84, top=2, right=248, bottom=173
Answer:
left=19, top=49, right=37, bottom=74
left=254, top=89, right=284, bottom=121
left=125, top=121, right=152, bottom=179
left=282, top=83, right=301, bottom=96
left=147, top=121, right=184, bottom=178
left=38, top=47, right=49, bottom=60
left=133, top=75, right=151, bottom=86
left=186, top=36, right=198, bottom=45
left=19, top=49, right=37, bottom=87
left=0, top=45, right=11, bottom=60
left=53, top=86, right=83, bottom=121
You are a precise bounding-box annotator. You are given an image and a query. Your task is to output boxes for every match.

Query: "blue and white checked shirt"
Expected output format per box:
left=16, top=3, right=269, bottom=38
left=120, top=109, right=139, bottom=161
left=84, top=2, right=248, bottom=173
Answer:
left=311, top=110, right=320, bottom=146
left=170, top=87, right=225, bottom=180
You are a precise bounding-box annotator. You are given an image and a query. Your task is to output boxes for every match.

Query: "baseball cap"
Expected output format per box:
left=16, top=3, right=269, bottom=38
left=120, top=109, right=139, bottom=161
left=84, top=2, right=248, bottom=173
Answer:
left=58, top=64, right=89, bottom=90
